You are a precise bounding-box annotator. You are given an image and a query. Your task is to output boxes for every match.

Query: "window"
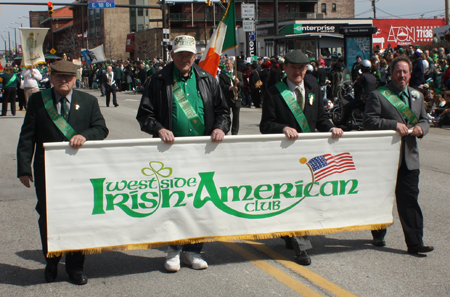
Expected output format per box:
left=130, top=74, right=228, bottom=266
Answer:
left=332, top=3, right=336, bottom=12
left=285, top=5, right=290, bottom=13
left=138, top=8, right=143, bottom=16
left=138, top=24, right=144, bottom=31
left=321, top=3, right=326, bottom=14
left=131, top=24, right=136, bottom=32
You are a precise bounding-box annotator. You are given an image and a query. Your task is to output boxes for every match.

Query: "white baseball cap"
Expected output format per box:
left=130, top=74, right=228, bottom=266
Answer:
left=172, top=35, right=197, bottom=54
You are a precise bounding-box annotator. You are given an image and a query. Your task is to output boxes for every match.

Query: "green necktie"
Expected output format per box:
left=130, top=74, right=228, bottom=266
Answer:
left=61, top=97, right=69, bottom=121
left=400, top=91, right=409, bottom=108
left=295, top=87, right=304, bottom=109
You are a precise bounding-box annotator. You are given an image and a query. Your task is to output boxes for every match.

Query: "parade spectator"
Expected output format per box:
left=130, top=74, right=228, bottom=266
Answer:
left=249, top=63, right=262, bottom=108
left=351, top=55, right=362, bottom=82
left=242, top=63, right=253, bottom=107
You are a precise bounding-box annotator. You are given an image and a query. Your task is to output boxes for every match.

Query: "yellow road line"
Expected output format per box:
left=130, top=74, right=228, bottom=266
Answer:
left=242, top=240, right=358, bottom=297
left=221, top=242, right=324, bottom=297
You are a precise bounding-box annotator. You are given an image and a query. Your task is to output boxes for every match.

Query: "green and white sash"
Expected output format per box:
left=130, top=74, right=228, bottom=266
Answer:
left=378, top=86, right=419, bottom=126
left=172, top=83, right=205, bottom=135
left=275, top=82, right=311, bottom=133
left=42, top=88, right=77, bottom=141
left=3, top=74, right=17, bottom=88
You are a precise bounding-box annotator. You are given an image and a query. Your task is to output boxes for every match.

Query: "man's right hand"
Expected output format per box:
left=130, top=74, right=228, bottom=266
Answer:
left=282, top=126, right=299, bottom=140
left=396, top=122, right=410, bottom=137
left=19, top=176, right=33, bottom=188
left=158, top=128, right=175, bottom=144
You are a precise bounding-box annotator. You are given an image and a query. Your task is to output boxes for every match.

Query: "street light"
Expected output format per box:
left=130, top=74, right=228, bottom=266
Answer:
left=11, top=23, right=21, bottom=55
left=18, top=16, right=30, bottom=27
left=0, top=35, right=7, bottom=58
left=6, top=26, right=16, bottom=56
left=2, top=30, right=11, bottom=58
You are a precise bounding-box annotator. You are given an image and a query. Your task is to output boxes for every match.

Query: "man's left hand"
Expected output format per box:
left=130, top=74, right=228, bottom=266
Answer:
left=69, top=134, right=87, bottom=149
left=410, top=125, right=423, bottom=137
left=211, top=129, right=225, bottom=142
left=331, top=127, right=344, bottom=138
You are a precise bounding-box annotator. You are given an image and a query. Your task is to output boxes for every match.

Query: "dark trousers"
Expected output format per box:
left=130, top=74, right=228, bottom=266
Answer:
left=372, top=160, right=424, bottom=247
left=227, top=100, right=240, bottom=135
left=1, top=87, right=16, bottom=115
left=251, top=89, right=261, bottom=108
left=105, top=84, right=118, bottom=106
left=35, top=180, right=85, bottom=272
left=282, top=236, right=312, bottom=254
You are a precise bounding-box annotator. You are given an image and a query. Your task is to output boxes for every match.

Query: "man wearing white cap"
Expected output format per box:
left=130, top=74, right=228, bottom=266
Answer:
left=136, top=35, right=230, bottom=272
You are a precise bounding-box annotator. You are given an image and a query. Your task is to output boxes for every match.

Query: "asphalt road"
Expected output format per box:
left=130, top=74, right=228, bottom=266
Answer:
left=1, top=88, right=449, bottom=297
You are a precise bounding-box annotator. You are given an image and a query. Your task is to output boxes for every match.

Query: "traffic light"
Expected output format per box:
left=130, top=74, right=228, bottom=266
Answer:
left=48, top=2, right=53, bottom=17
left=205, top=0, right=212, bottom=6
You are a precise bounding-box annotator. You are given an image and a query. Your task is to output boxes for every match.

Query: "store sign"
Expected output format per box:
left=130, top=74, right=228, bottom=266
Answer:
left=373, top=18, right=445, bottom=48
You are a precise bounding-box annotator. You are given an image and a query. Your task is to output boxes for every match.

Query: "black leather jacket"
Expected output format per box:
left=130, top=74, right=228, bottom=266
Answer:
left=137, top=62, right=230, bottom=137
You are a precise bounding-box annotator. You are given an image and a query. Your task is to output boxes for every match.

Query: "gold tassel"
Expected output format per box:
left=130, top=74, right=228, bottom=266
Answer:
left=46, top=223, right=392, bottom=258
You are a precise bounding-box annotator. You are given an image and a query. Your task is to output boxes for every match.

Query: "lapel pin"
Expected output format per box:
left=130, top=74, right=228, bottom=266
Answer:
left=75, top=104, right=80, bottom=110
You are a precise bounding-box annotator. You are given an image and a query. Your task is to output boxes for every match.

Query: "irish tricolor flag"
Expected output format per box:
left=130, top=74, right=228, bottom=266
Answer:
left=198, top=0, right=237, bottom=77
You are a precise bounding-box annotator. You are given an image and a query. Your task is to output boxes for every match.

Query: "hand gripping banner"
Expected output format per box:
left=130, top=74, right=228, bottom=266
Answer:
left=44, top=132, right=401, bottom=256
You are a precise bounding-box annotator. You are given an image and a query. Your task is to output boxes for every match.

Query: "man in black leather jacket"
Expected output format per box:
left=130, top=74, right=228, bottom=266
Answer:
left=136, top=35, right=230, bottom=273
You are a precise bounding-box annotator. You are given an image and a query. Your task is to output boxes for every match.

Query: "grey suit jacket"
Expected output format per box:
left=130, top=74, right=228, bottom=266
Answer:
left=363, top=81, right=429, bottom=170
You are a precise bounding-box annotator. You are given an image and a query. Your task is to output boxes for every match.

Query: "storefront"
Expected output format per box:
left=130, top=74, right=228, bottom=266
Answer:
left=255, top=19, right=374, bottom=65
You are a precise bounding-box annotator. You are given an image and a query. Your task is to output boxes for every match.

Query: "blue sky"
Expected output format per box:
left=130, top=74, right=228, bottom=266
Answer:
left=0, top=0, right=445, bottom=50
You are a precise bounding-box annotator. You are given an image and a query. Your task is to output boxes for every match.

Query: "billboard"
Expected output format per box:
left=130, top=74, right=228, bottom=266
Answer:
left=373, top=18, right=446, bottom=49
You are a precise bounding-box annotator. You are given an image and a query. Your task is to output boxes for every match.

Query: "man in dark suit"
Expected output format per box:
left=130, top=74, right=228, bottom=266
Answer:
left=17, top=60, right=109, bottom=285
left=260, top=50, right=343, bottom=265
left=219, top=58, right=244, bottom=135
left=364, top=56, right=434, bottom=255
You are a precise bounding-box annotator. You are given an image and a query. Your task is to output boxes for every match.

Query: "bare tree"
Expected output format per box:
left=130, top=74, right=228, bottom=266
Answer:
left=57, top=27, right=81, bottom=59
left=104, top=28, right=118, bottom=60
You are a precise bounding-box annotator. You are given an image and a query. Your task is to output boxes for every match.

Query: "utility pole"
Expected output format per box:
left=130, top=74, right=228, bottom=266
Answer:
left=372, top=0, right=376, bottom=19
left=446, top=0, right=450, bottom=25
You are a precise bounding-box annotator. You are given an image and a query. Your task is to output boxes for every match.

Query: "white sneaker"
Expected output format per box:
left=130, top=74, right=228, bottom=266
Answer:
left=164, top=248, right=181, bottom=272
left=183, top=252, right=208, bottom=270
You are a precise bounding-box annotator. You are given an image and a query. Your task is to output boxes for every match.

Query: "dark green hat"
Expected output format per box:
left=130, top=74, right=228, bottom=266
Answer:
left=284, top=50, right=310, bottom=65
left=50, top=60, right=77, bottom=75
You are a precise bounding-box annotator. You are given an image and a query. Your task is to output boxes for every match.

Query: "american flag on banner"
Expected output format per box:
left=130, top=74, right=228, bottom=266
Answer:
left=307, top=153, right=356, bottom=182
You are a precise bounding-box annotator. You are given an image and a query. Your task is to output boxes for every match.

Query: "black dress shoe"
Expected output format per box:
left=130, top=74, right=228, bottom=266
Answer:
left=296, top=251, right=311, bottom=266
left=45, top=263, right=58, bottom=282
left=407, top=245, right=434, bottom=254
left=372, top=238, right=386, bottom=247
left=114, top=104, right=119, bottom=107
left=68, top=270, right=88, bottom=285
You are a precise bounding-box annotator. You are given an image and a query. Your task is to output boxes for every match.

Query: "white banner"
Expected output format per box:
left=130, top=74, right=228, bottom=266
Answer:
left=88, top=44, right=106, bottom=63
left=19, top=28, right=49, bottom=67
left=44, top=132, right=401, bottom=256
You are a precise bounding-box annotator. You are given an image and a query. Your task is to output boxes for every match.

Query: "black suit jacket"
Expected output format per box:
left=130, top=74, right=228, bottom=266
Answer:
left=260, top=78, right=334, bottom=134
left=17, top=88, right=109, bottom=187
left=363, top=81, right=429, bottom=170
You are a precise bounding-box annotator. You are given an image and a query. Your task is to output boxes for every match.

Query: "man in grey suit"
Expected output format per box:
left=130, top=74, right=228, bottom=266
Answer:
left=363, top=56, right=433, bottom=255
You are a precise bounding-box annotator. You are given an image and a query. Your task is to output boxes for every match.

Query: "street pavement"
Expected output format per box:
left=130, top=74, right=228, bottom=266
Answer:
left=0, top=88, right=449, bottom=296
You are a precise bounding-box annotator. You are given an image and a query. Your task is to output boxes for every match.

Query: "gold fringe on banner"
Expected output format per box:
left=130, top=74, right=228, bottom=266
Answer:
left=46, top=222, right=392, bottom=258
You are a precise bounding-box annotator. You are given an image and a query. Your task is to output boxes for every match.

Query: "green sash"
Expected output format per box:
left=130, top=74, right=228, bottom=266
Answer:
left=172, top=82, right=205, bottom=135
left=41, top=88, right=77, bottom=141
left=275, top=82, right=311, bottom=133
left=378, top=86, right=419, bottom=126
left=3, top=74, right=17, bottom=88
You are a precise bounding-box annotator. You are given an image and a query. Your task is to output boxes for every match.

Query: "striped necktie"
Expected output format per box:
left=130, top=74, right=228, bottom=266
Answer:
left=295, top=87, right=304, bottom=109
left=61, top=97, right=69, bottom=121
